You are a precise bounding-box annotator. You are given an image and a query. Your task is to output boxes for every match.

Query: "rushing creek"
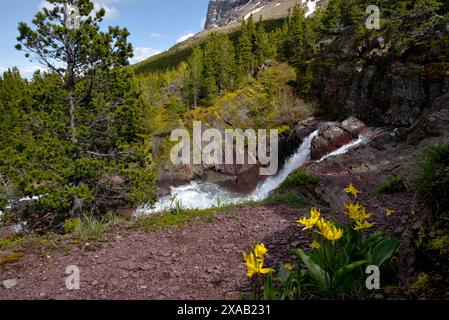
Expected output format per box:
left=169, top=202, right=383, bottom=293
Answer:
left=136, top=128, right=379, bottom=215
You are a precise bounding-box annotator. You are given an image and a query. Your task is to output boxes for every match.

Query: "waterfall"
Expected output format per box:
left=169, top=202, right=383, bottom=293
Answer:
left=136, top=128, right=377, bottom=215
left=250, top=130, right=318, bottom=200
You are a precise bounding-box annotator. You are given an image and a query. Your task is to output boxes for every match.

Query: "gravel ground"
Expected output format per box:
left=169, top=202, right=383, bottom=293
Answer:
left=0, top=204, right=312, bottom=300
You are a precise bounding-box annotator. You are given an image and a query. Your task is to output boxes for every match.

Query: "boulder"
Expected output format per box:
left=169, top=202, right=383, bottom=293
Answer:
left=310, top=124, right=357, bottom=161
left=406, top=92, right=449, bottom=144
left=341, top=117, right=367, bottom=136
left=219, top=165, right=267, bottom=194
left=99, top=174, right=125, bottom=187
left=281, top=118, right=320, bottom=160
left=116, top=207, right=135, bottom=219
left=0, top=226, right=19, bottom=240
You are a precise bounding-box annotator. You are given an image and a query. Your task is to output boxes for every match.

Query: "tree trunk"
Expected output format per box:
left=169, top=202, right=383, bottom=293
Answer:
left=69, top=93, right=78, bottom=144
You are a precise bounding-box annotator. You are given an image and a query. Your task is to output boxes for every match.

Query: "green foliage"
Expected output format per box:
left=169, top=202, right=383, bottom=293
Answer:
left=280, top=170, right=320, bottom=190
left=263, top=226, right=399, bottom=299
left=413, top=144, right=449, bottom=213
left=259, top=186, right=400, bottom=300
left=375, top=176, right=406, bottom=195
left=72, top=212, right=122, bottom=241
left=411, top=273, right=432, bottom=296
left=0, top=0, right=157, bottom=229
left=429, top=234, right=449, bottom=256
left=63, top=218, right=81, bottom=234
left=0, top=234, right=27, bottom=251
left=134, top=206, right=223, bottom=233
left=264, top=193, right=309, bottom=208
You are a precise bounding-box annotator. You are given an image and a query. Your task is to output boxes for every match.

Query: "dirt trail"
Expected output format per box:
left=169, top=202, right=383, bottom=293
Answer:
left=0, top=204, right=309, bottom=300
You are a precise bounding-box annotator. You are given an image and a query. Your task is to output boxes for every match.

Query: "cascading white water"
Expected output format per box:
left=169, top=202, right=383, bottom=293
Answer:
left=136, top=128, right=378, bottom=215
left=251, top=130, right=318, bottom=200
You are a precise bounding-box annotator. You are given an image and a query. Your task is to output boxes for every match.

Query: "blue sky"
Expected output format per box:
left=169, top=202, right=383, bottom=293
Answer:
left=0, top=0, right=210, bottom=78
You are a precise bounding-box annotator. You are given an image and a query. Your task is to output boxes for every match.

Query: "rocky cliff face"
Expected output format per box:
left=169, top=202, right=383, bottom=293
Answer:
left=204, top=0, right=308, bottom=30
left=310, top=21, right=449, bottom=128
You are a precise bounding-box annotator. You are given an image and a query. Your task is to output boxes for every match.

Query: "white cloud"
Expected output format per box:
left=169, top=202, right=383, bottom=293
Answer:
left=38, top=0, right=55, bottom=11
left=130, top=47, right=161, bottom=64
left=20, top=66, right=48, bottom=79
left=0, top=66, right=47, bottom=79
left=200, top=17, right=206, bottom=28
left=94, top=2, right=120, bottom=19
left=176, top=33, right=195, bottom=44
left=149, top=32, right=165, bottom=38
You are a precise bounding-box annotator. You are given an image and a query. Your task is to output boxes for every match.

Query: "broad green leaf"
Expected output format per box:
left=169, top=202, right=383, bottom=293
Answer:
left=296, top=249, right=329, bottom=290
left=333, top=260, right=368, bottom=287
left=263, top=274, right=280, bottom=301
left=371, top=239, right=401, bottom=267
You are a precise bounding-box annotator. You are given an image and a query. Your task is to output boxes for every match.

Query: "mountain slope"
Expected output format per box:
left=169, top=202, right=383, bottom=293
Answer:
left=205, top=0, right=303, bottom=30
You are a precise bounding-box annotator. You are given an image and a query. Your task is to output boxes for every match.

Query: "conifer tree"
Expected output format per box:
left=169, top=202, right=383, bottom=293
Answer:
left=9, top=0, right=157, bottom=223
left=16, top=0, right=133, bottom=145
left=290, top=5, right=306, bottom=58
left=238, top=19, right=254, bottom=76
left=202, top=33, right=219, bottom=99
left=216, top=33, right=236, bottom=93
left=254, top=17, right=272, bottom=68
left=186, top=46, right=204, bottom=108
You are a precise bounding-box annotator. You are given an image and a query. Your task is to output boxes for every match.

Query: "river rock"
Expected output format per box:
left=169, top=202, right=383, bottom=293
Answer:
left=282, top=118, right=319, bottom=159
left=3, top=279, right=17, bottom=289
left=219, top=165, right=267, bottom=194
left=341, top=117, right=367, bottom=136
left=310, top=124, right=357, bottom=161
left=0, top=226, right=19, bottom=240
left=116, top=207, right=135, bottom=219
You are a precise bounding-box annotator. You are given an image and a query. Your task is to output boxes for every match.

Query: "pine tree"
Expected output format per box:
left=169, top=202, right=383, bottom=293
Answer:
left=16, top=0, right=133, bottom=145
left=186, top=46, right=204, bottom=108
left=10, top=0, right=157, bottom=223
left=321, top=0, right=342, bottom=31
left=254, top=17, right=272, bottom=68
left=290, top=5, right=306, bottom=58
left=216, top=33, right=236, bottom=93
left=279, top=12, right=292, bottom=60
left=202, top=33, right=219, bottom=99
left=238, top=20, right=253, bottom=76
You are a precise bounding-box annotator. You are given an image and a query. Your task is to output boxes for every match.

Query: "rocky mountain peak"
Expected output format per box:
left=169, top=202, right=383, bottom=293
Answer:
left=204, top=0, right=315, bottom=30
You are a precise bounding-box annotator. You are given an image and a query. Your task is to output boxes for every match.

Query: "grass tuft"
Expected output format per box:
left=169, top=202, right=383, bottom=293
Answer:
left=375, top=176, right=406, bottom=195
left=280, top=170, right=320, bottom=190
left=264, top=193, right=309, bottom=208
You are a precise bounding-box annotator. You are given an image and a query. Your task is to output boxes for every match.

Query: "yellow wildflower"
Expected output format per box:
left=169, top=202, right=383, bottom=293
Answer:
left=345, top=203, right=372, bottom=222
left=311, top=240, right=321, bottom=249
left=297, top=207, right=321, bottom=230
left=254, top=243, right=268, bottom=259
left=317, top=218, right=344, bottom=242
left=345, top=202, right=363, bottom=220
left=359, top=207, right=373, bottom=221
left=344, top=183, right=362, bottom=199
left=243, top=245, right=274, bottom=278
left=386, top=208, right=394, bottom=217
left=354, top=220, right=375, bottom=231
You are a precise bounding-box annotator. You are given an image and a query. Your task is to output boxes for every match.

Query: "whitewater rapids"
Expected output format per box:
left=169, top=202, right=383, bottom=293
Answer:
left=136, top=129, right=380, bottom=215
